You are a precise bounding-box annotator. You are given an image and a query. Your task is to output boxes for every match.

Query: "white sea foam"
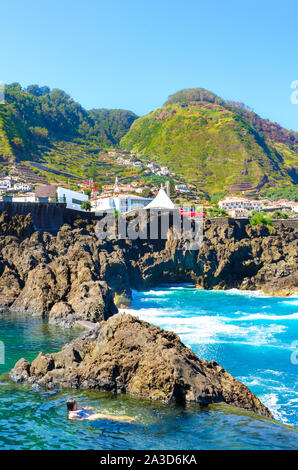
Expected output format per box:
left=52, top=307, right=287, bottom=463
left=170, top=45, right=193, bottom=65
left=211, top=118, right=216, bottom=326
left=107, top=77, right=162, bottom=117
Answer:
left=213, top=288, right=271, bottom=298
left=143, top=290, right=169, bottom=296
left=233, top=312, right=298, bottom=321
left=280, top=300, right=298, bottom=306
left=263, top=369, right=284, bottom=376
left=261, top=393, right=285, bottom=422
left=127, top=286, right=298, bottom=427
left=238, top=371, right=298, bottom=426
left=124, top=307, right=287, bottom=347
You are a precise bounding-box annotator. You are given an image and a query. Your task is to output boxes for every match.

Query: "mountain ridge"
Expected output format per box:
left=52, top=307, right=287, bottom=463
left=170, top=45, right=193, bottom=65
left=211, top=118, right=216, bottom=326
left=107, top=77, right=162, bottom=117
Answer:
left=121, top=88, right=297, bottom=195
left=0, top=83, right=297, bottom=197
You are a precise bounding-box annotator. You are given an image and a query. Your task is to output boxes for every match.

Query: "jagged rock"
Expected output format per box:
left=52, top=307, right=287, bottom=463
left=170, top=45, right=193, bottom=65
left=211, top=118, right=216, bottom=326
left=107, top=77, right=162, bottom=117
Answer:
left=0, top=213, right=297, bottom=325
left=9, top=313, right=273, bottom=419
left=0, top=266, right=22, bottom=306
left=49, top=301, right=74, bottom=327
left=10, top=358, right=31, bottom=383
left=0, top=212, right=34, bottom=239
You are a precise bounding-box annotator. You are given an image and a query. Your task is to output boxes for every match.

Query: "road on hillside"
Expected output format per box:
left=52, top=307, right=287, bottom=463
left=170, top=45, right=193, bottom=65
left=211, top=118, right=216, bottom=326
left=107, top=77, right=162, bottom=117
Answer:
left=27, top=162, right=85, bottom=180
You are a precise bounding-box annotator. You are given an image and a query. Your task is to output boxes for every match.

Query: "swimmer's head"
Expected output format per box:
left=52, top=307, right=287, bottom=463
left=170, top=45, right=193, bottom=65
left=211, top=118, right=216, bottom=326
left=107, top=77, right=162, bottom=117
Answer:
left=67, top=398, right=77, bottom=411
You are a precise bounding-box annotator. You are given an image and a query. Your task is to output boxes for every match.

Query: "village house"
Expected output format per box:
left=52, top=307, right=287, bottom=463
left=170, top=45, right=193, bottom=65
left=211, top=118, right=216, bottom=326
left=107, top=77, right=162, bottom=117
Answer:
left=91, top=194, right=152, bottom=213
left=12, top=192, right=36, bottom=203
left=91, top=177, right=151, bottom=213
left=262, top=199, right=298, bottom=214
left=160, top=167, right=170, bottom=176
left=219, top=196, right=263, bottom=212
left=13, top=182, right=32, bottom=192
left=175, top=184, right=190, bottom=194
left=0, top=177, right=12, bottom=190
left=56, top=187, right=89, bottom=210
left=35, top=185, right=57, bottom=202
left=227, top=208, right=249, bottom=218
left=34, top=185, right=88, bottom=210
left=147, top=162, right=158, bottom=170
left=116, top=157, right=132, bottom=166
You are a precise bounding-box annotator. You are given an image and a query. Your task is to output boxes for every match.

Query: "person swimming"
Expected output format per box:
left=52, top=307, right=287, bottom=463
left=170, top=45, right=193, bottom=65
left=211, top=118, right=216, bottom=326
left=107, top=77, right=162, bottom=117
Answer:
left=66, top=398, right=135, bottom=423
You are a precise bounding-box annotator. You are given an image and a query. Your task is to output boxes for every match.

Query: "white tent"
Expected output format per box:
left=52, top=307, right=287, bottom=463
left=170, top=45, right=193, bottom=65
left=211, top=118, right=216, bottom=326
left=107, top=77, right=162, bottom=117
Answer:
left=145, top=186, right=175, bottom=209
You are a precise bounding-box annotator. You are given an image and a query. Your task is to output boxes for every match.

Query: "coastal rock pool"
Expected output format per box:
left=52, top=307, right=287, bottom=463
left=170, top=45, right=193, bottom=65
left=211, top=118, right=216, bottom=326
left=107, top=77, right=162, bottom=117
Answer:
left=0, top=287, right=297, bottom=450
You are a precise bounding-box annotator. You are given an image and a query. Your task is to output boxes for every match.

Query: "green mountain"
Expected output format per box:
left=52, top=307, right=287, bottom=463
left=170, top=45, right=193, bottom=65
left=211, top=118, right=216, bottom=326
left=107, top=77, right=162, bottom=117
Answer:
left=121, top=88, right=298, bottom=196
left=1, top=83, right=297, bottom=198
left=0, top=83, right=138, bottom=173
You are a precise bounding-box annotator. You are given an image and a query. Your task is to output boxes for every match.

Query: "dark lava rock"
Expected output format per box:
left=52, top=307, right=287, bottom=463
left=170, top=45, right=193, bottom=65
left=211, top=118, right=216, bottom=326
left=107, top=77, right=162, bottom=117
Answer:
left=10, top=313, right=273, bottom=419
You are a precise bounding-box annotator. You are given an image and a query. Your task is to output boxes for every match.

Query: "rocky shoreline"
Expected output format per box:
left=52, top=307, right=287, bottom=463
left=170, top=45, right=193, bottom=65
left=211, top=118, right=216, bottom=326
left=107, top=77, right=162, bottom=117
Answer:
left=2, top=210, right=296, bottom=417
left=10, top=313, right=273, bottom=419
left=0, top=211, right=296, bottom=327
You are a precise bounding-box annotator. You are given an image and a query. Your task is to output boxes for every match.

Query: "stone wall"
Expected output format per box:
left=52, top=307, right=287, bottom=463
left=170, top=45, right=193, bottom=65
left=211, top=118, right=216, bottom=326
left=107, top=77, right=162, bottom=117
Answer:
left=0, top=202, right=100, bottom=232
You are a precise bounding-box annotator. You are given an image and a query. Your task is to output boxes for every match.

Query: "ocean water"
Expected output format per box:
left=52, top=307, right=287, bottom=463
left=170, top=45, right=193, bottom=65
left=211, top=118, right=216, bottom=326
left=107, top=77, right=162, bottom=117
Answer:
left=0, top=288, right=298, bottom=450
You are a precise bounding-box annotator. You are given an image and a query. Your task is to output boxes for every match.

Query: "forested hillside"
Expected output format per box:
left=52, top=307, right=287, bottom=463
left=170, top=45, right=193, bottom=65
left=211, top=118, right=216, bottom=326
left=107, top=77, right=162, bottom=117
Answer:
left=0, top=83, right=137, bottom=166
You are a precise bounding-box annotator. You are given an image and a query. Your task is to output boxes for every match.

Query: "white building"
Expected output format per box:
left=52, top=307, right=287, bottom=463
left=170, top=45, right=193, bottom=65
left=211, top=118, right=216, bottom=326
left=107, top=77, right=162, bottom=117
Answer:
left=219, top=197, right=263, bottom=212
left=13, top=182, right=32, bottom=191
left=0, top=178, right=12, bottom=190
left=12, top=192, right=36, bottom=203
left=175, top=184, right=190, bottom=193
left=160, top=167, right=170, bottom=176
left=270, top=199, right=298, bottom=213
left=57, top=187, right=89, bottom=211
left=227, top=208, right=249, bottom=218
left=91, top=194, right=153, bottom=213
left=147, top=162, right=158, bottom=170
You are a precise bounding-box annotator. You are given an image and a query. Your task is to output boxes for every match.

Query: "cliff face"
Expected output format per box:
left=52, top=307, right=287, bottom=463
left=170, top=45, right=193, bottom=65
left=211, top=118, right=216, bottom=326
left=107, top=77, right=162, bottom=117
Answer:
left=9, top=313, right=273, bottom=419
left=0, top=211, right=297, bottom=326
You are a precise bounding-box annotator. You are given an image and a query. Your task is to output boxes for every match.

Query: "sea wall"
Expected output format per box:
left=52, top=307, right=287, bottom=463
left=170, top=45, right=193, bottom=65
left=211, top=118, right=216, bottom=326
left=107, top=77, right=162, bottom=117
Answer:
left=0, top=202, right=100, bottom=232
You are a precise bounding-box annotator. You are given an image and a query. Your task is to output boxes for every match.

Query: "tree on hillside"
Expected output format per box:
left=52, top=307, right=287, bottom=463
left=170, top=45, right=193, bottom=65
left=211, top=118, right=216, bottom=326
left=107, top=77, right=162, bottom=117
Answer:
left=141, top=187, right=153, bottom=198
left=29, top=126, right=49, bottom=142
left=88, top=163, right=97, bottom=181
left=81, top=200, right=91, bottom=211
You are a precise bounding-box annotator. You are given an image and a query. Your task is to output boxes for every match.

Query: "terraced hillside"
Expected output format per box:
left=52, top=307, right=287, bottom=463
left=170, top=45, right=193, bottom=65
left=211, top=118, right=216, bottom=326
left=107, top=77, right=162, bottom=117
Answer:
left=121, top=88, right=298, bottom=195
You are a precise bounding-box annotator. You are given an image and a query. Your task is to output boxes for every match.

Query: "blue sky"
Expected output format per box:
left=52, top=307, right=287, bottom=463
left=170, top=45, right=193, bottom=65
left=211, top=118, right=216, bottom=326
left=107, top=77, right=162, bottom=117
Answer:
left=1, top=0, right=297, bottom=130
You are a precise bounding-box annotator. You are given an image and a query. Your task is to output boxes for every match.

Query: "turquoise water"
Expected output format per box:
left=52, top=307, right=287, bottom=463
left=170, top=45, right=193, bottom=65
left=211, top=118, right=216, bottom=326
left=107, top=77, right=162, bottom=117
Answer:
left=0, top=288, right=298, bottom=450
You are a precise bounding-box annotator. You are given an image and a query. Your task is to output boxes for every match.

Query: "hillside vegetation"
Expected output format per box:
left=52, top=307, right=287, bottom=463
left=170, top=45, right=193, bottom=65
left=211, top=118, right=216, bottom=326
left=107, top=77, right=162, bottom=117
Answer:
left=0, top=83, right=138, bottom=174
left=121, top=88, right=297, bottom=195
left=0, top=83, right=297, bottom=197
